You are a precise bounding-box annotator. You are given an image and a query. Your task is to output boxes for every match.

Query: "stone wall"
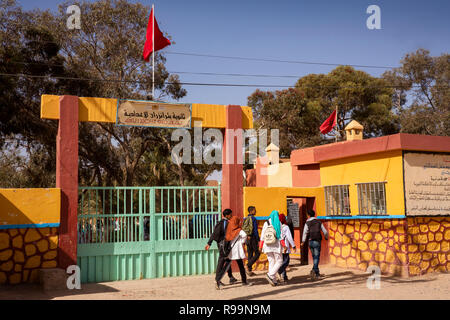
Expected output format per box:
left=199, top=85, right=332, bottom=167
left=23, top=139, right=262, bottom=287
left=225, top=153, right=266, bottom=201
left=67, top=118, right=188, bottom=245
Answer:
left=406, top=217, right=450, bottom=276
left=328, top=217, right=450, bottom=277
left=0, top=227, right=58, bottom=284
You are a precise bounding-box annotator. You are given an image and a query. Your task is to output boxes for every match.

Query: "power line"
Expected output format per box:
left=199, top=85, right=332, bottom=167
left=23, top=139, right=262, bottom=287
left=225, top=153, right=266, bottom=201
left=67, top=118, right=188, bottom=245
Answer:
left=171, top=71, right=299, bottom=79
left=165, top=51, right=396, bottom=69
left=9, top=39, right=397, bottom=69
left=3, top=61, right=304, bottom=78
left=0, top=72, right=291, bottom=87
left=1, top=72, right=448, bottom=90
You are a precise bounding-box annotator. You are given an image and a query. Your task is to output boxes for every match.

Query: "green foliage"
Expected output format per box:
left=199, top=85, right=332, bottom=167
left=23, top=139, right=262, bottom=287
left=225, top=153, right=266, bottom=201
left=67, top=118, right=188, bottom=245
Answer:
left=248, top=66, right=399, bottom=156
left=0, top=0, right=208, bottom=188
left=382, top=49, right=449, bottom=136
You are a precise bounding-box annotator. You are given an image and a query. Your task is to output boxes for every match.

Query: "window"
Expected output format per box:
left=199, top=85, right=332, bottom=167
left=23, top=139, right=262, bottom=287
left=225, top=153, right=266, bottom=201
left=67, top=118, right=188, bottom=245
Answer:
left=324, top=185, right=351, bottom=216
left=356, top=182, right=387, bottom=215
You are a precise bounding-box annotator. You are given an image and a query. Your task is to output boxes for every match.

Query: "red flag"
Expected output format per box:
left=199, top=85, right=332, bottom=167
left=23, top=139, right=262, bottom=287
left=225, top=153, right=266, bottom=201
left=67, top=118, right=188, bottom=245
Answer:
left=319, top=110, right=337, bottom=134
left=143, top=8, right=171, bottom=62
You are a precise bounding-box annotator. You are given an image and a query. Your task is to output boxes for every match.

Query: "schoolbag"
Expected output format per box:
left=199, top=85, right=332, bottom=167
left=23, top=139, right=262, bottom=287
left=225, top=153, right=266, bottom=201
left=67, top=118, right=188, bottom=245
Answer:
left=218, top=237, right=239, bottom=257
left=242, top=216, right=253, bottom=235
left=306, top=219, right=322, bottom=241
left=263, top=220, right=277, bottom=245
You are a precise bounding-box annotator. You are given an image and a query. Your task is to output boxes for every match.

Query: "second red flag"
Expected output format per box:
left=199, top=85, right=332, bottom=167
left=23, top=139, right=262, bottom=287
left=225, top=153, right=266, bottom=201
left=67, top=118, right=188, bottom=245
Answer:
left=319, top=110, right=337, bottom=134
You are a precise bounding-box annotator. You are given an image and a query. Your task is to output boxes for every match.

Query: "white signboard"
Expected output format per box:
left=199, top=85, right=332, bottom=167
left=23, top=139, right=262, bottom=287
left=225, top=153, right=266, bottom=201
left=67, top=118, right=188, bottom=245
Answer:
left=404, top=152, right=450, bottom=216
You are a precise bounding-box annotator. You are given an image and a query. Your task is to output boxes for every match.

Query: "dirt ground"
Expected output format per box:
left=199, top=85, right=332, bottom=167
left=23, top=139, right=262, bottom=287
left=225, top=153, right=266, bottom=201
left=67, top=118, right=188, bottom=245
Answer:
left=1, top=258, right=449, bottom=300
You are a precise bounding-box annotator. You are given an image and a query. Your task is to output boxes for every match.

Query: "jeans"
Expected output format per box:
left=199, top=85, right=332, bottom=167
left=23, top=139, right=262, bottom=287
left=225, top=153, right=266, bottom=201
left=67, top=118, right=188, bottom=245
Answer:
left=309, top=240, right=321, bottom=275
left=277, top=253, right=290, bottom=279
left=222, top=259, right=247, bottom=284
left=215, top=255, right=234, bottom=282
left=246, top=237, right=261, bottom=271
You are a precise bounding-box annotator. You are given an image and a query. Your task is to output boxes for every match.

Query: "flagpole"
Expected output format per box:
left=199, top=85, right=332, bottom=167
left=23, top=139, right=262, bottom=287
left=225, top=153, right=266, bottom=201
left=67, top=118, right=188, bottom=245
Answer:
left=152, top=4, right=155, bottom=99
left=335, top=105, right=338, bottom=143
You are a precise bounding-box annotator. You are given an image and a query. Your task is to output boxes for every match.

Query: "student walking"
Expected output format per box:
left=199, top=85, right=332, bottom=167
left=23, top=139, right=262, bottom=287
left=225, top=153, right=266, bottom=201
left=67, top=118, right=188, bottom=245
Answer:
left=219, top=216, right=252, bottom=287
left=205, top=208, right=238, bottom=289
left=243, top=206, right=260, bottom=276
left=259, top=210, right=283, bottom=286
left=301, top=209, right=329, bottom=280
left=277, top=213, right=296, bottom=283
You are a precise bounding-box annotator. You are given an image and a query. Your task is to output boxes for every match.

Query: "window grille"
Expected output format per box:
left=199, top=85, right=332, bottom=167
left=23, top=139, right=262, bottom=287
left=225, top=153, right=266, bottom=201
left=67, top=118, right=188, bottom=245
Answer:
left=324, top=185, right=351, bottom=216
left=356, top=182, right=387, bottom=215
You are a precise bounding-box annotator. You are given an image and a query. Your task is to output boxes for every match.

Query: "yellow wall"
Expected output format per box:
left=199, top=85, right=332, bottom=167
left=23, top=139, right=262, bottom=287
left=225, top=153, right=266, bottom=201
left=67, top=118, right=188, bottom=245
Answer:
left=0, top=188, right=60, bottom=226
left=267, top=162, right=293, bottom=188
left=41, top=95, right=253, bottom=129
left=243, top=187, right=325, bottom=217
left=319, top=150, right=405, bottom=216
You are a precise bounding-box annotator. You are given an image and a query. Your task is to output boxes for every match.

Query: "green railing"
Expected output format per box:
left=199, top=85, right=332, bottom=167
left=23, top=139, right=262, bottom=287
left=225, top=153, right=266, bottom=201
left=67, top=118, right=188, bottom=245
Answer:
left=78, top=185, right=221, bottom=243
left=77, top=185, right=221, bottom=282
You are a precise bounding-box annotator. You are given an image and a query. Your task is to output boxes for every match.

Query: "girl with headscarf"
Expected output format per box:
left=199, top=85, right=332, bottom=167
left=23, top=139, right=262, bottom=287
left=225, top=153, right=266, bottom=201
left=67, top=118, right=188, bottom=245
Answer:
left=259, top=210, right=284, bottom=286
left=277, top=213, right=297, bottom=283
left=221, top=216, right=252, bottom=287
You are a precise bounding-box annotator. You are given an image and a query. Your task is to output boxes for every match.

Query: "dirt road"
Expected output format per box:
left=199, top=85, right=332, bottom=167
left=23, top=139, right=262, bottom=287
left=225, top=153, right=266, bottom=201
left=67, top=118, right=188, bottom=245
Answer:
left=1, top=261, right=449, bottom=300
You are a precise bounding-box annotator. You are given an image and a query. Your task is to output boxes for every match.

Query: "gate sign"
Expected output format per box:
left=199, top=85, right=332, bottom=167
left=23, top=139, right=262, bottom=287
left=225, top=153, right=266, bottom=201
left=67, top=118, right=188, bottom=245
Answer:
left=116, top=100, right=191, bottom=128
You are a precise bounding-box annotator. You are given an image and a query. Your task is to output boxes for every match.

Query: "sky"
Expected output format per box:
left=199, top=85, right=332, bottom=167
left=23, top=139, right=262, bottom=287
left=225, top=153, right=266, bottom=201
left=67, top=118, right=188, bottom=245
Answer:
left=17, top=0, right=450, bottom=107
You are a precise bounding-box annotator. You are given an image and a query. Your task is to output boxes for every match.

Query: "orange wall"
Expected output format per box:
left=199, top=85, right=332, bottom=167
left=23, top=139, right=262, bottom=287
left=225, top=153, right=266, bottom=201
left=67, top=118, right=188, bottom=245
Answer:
left=292, top=163, right=321, bottom=187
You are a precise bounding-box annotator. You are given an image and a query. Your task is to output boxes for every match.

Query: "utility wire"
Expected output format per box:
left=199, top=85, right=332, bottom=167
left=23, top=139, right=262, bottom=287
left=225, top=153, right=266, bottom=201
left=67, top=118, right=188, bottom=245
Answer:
left=164, top=51, right=396, bottom=69
left=0, top=61, right=307, bottom=78
left=1, top=72, right=448, bottom=89
left=13, top=39, right=397, bottom=69
left=2, top=61, right=311, bottom=78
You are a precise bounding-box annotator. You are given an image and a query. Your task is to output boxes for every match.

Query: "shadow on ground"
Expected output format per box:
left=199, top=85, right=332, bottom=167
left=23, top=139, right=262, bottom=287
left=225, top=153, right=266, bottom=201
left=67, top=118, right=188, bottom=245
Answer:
left=225, top=266, right=438, bottom=300
left=0, top=282, right=119, bottom=300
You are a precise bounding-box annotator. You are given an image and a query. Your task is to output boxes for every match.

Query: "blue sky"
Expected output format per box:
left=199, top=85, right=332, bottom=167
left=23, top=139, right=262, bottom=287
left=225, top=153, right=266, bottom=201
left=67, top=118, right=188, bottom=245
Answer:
left=18, top=0, right=450, bottom=107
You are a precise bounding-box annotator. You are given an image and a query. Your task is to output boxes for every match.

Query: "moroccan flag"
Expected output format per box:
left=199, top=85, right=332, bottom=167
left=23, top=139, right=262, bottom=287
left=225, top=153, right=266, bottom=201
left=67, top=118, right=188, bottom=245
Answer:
left=143, top=8, right=171, bottom=62
left=319, top=110, right=337, bottom=134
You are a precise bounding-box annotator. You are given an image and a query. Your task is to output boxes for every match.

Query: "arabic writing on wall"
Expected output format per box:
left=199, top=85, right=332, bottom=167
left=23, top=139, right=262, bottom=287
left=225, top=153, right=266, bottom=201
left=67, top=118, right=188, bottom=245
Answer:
left=404, top=153, right=450, bottom=215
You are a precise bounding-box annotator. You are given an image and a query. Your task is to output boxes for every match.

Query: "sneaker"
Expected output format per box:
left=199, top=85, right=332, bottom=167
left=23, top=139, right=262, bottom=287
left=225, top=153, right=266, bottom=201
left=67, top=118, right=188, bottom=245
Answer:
left=245, top=266, right=255, bottom=277
left=265, top=273, right=277, bottom=287
left=215, top=281, right=221, bottom=290
left=229, top=277, right=238, bottom=284
left=310, top=270, right=317, bottom=281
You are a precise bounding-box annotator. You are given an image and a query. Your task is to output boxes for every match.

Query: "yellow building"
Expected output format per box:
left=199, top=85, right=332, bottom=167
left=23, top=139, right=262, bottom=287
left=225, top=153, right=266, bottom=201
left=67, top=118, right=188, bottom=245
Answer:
left=245, top=122, right=450, bottom=276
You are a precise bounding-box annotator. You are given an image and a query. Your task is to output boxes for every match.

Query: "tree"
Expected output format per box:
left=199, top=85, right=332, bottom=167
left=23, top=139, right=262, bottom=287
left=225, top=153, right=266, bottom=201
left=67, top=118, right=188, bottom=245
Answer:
left=382, top=49, right=449, bottom=136
left=0, top=0, right=214, bottom=188
left=248, top=66, right=399, bottom=156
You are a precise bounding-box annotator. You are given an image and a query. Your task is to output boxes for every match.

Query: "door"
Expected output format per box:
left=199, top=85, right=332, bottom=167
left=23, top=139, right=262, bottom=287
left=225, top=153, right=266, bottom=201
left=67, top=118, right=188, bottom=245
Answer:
left=288, top=198, right=309, bottom=265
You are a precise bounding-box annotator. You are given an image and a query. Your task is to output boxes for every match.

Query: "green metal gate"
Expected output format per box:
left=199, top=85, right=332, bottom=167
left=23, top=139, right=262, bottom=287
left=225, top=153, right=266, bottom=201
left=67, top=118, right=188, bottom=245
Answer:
left=77, top=185, right=221, bottom=283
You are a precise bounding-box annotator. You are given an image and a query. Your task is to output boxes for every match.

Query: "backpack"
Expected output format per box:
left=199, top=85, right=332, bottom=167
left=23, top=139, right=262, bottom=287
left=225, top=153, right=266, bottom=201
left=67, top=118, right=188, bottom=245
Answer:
left=242, top=216, right=253, bottom=236
left=218, top=237, right=239, bottom=257
left=306, top=219, right=323, bottom=241
left=263, top=220, right=277, bottom=245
